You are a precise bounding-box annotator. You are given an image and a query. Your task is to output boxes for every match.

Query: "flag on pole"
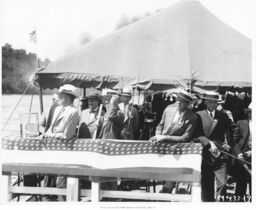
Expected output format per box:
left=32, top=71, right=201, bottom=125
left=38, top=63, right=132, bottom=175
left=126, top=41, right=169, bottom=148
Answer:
left=29, top=30, right=37, bottom=43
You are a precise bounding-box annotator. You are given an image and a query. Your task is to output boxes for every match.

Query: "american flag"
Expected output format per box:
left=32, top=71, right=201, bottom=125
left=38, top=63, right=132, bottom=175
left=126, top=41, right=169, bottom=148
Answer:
left=29, top=30, right=37, bottom=43
left=1, top=138, right=202, bottom=171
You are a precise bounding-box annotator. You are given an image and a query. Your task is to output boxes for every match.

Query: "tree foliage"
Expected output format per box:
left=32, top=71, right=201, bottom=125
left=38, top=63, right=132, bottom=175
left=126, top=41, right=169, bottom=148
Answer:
left=2, top=43, right=51, bottom=94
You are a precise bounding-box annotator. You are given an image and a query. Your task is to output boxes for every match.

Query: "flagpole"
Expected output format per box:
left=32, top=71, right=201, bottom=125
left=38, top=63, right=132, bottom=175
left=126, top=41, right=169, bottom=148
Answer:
left=32, top=25, right=44, bottom=114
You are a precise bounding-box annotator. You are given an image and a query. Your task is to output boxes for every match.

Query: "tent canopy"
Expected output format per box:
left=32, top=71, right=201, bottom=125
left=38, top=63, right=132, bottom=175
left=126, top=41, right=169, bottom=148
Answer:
left=35, top=0, right=252, bottom=91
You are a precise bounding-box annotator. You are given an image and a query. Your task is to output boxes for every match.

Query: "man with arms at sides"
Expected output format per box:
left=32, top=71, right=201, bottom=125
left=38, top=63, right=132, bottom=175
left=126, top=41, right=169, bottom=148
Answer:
left=195, top=91, right=231, bottom=202
left=78, top=93, right=105, bottom=138
left=119, top=87, right=139, bottom=140
left=150, top=89, right=198, bottom=194
left=44, top=84, right=80, bottom=201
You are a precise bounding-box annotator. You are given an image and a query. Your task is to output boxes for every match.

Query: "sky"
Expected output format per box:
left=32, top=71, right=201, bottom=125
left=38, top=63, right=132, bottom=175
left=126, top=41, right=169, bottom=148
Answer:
left=0, top=0, right=255, bottom=61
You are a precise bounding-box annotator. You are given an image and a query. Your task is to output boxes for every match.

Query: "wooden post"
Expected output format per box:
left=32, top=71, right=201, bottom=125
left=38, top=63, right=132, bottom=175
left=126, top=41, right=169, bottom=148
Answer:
left=39, top=87, right=44, bottom=114
left=191, top=182, right=201, bottom=202
left=66, top=177, right=79, bottom=202
left=83, top=88, right=86, bottom=98
left=91, top=178, right=101, bottom=202
left=0, top=174, right=11, bottom=202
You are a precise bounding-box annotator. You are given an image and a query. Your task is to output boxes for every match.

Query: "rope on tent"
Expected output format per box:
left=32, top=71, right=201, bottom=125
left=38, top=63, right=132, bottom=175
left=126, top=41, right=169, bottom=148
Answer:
left=1, top=83, right=31, bottom=131
left=29, top=87, right=35, bottom=113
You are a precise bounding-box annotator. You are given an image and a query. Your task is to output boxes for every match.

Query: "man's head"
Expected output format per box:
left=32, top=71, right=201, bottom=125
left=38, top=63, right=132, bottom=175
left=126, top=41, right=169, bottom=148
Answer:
left=102, top=89, right=120, bottom=106
left=58, top=84, right=78, bottom=106
left=87, top=93, right=100, bottom=110
left=120, top=88, right=132, bottom=104
left=203, top=91, right=220, bottom=112
left=52, top=93, right=59, bottom=105
left=176, top=89, right=193, bottom=112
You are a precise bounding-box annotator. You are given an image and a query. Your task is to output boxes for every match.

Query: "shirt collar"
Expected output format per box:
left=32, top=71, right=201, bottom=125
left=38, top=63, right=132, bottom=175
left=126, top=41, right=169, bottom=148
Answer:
left=206, top=109, right=215, bottom=118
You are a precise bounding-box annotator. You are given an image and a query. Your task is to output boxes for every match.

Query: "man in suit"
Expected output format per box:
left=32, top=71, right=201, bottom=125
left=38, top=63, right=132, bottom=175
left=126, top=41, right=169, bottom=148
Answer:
left=44, top=84, right=79, bottom=140
left=119, top=88, right=139, bottom=140
left=98, top=91, right=124, bottom=140
left=150, top=89, right=198, bottom=143
left=78, top=93, right=105, bottom=138
left=150, top=89, right=198, bottom=193
left=231, top=104, right=251, bottom=197
left=195, top=91, right=231, bottom=202
left=44, top=84, right=79, bottom=201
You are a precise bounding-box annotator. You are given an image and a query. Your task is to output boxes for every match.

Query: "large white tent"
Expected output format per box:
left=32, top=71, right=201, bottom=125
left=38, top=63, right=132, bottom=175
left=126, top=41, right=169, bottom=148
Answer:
left=35, top=0, right=252, bottom=91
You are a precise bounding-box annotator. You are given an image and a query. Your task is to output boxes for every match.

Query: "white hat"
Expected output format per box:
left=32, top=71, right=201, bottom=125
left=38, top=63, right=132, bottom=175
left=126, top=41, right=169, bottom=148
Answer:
left=201, top=91, right=220, bottom=101
left=102, top=88, right=119, bottom=96
left=59, top=84, right=79, bottom=98
left=121, top=87, right=132, bottom=97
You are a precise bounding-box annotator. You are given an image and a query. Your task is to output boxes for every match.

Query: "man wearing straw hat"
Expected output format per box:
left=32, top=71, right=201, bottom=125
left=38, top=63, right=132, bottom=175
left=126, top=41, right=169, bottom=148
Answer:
left=195, top=91, right=231, bottom=202
left=44, top=84, right=79, bottom=140
left=43, top=84, right=80, bottom=201
left=150, top=89, right=198, bottom=194
left=119, top=87, right=139, bottom=140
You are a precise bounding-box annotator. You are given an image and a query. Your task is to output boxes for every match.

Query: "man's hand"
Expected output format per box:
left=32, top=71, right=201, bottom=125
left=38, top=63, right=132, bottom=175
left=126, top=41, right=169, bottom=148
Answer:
left=110, top=94, right=120, bottom=107
left=149, top=135, right=167, bottom=145
left=196, top=136, right=211, bottom=146
left=244, top=151, right=251, bottom=158
left=222, top=143, right=231, bottom=151
left=238, top=153, right=245, bottom=160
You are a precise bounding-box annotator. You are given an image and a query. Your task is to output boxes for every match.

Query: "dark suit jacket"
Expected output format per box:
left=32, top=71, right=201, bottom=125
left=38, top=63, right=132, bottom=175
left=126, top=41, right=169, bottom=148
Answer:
left=232, top=120, right=250, bottom=157
left=196, top=109, right=231, bottom=163
left=155, top=103, right=198, bottom=142
left=98, top=104, right=124, bottom=139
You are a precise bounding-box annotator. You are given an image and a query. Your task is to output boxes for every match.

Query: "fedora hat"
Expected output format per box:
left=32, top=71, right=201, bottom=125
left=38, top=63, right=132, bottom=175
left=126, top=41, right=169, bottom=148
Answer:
left=87, top=93, right=100, bottom=101
left=177, top=89, right=193, bottom=103
left=202, top=91, right=220, bottom=101
left=59, top=84, right=79, bottom=98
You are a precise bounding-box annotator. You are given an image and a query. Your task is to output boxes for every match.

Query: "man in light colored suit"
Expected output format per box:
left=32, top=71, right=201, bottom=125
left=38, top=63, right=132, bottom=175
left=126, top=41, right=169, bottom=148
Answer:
left=150, top=89, right=198, bottom=193
left=44, top=84, right=79, bottom=140
left=44, top=84, right=79, bottom=201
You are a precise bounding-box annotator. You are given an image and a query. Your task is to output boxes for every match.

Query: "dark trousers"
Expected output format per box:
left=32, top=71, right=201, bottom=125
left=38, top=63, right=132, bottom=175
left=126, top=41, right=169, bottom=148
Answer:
left=233, top=162, right=251, bottom=197
left=201, top=159, right=228, bottom=202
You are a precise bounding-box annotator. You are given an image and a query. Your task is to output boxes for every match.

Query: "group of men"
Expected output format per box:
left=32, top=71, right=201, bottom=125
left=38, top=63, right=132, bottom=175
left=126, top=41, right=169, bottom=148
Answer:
left=39, top=84, right=251, bottom=202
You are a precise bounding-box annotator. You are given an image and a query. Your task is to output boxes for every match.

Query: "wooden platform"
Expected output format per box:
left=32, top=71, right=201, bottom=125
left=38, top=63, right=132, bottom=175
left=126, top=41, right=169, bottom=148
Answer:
left=2, top=163, right=201, bottom=202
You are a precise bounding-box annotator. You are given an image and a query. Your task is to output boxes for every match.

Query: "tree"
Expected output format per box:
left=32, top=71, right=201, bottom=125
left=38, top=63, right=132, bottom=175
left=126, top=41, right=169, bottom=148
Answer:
left=2, top=44, right=51, bottom=94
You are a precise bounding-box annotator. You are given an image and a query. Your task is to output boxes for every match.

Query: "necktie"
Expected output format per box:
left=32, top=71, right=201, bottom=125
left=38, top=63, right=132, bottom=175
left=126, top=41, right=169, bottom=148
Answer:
left=210, top=112, right=213, bottom=118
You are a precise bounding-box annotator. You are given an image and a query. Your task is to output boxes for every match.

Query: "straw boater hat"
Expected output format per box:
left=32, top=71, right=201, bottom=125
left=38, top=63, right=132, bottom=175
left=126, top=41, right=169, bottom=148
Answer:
left=102, top=88, right=120, bottom=96
left=121, top=87, right=132, bottom=97
left=202, top=91, right=220, bottom=101
left=177, top=89, right=193, bottom=103
left=59, top=84, right=79, bottom=98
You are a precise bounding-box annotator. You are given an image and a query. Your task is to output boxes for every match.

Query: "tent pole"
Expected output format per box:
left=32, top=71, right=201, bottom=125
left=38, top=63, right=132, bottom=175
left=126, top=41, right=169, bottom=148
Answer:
left=83, top=88, right=86, bottom=97
left=39, top=87, right=44, bottom=114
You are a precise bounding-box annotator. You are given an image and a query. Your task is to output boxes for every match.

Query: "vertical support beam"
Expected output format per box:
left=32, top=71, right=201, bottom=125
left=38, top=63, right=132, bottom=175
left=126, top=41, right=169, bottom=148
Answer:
left=83, top=88, right=86, bottom=98
left=0, top=174, right=12, bottom=202
left=191, top=182, right=201, bottom=202
left=39, top=87, right=44, bottom=114
left=91, top=178, right=101, bottom=202
left=66, top=177, right=79, bottom=202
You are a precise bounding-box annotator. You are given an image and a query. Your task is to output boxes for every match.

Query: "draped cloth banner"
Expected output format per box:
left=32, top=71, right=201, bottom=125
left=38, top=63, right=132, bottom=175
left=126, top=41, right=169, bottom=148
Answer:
left=1, top=138, right=202, bottom=172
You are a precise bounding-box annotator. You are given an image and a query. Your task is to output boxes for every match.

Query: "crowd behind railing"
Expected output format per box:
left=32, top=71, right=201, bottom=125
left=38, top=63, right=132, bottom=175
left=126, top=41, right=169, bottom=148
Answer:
left=22, top=84, right=251, bottom=202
